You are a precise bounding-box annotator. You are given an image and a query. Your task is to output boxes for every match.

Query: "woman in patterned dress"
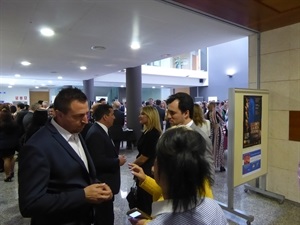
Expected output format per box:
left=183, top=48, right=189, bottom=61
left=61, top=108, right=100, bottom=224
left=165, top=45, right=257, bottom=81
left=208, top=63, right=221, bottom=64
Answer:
left=205, top=102, right=226, bottom=172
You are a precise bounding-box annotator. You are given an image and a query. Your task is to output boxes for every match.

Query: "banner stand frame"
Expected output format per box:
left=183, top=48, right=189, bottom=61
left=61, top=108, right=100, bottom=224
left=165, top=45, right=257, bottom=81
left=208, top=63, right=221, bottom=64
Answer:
left=244, top=176, right=285, bottom=204
left=217, top=88, right=285, bottom=225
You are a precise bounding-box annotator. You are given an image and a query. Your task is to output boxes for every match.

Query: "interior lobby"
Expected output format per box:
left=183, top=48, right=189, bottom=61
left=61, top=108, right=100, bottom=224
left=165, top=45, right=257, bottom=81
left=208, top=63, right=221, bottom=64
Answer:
left=1, top=0, right=300, bottom=224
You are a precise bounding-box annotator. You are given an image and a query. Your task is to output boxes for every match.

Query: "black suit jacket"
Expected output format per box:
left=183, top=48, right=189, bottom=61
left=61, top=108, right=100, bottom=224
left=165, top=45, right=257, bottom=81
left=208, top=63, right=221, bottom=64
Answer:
left=155, top=105, right=165, bottom=130
left=85, top=123, right=121, bottom=195
left=108, top=109, right=124, bottom=141
left=18, top=121, right=97, bottom=225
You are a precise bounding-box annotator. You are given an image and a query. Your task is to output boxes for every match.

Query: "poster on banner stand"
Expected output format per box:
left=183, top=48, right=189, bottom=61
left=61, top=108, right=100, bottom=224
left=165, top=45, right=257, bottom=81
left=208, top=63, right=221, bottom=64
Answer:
left=228, top=88, right=269, bottom=187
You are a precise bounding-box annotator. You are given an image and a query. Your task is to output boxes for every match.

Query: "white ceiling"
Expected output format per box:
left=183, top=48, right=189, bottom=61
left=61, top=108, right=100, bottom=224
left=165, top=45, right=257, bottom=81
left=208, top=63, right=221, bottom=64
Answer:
left=0, top=0, right=253, bottom=89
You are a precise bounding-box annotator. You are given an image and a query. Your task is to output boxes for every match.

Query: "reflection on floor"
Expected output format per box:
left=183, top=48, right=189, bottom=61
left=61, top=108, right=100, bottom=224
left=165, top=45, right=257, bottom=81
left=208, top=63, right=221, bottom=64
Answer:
left=0, top=147, right=299, bottom=225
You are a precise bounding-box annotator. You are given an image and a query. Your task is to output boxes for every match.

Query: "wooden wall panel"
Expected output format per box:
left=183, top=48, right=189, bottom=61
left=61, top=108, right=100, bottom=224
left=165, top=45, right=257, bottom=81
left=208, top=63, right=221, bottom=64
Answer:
left=289, top=111, right=300, bottom=141
left=29, top=91, right=49, bottom=106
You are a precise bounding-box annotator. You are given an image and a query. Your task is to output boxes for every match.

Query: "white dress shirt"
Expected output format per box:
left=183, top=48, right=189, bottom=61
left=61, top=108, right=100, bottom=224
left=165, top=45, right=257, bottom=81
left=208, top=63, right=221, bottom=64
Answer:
left=51, top=119, right=89, bottom=172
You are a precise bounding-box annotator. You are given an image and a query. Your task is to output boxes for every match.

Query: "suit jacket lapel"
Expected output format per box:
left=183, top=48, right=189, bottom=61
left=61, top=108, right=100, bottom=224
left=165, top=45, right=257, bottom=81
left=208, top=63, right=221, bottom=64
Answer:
left=47, top=122, right=91, bottom=177
left=79, top=134, right=97, bottom=181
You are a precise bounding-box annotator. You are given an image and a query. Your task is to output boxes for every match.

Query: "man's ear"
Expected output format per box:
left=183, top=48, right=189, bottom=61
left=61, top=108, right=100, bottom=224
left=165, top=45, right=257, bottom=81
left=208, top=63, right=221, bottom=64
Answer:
left=103, top=114, right=109, bottom=121
left=184, top=110, right=190, bottom=119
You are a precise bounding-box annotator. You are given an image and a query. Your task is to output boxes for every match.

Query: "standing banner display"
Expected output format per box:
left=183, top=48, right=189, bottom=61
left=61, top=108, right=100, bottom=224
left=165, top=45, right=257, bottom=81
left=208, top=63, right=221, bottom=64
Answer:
left=221, top=88, right=284, bottom=225
left=229, top=89, right=268, bottom=187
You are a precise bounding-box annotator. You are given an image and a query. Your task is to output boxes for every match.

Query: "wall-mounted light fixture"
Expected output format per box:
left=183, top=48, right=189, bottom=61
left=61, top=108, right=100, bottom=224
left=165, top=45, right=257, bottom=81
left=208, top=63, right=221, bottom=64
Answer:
left=226, top=68, right=236, bottom=77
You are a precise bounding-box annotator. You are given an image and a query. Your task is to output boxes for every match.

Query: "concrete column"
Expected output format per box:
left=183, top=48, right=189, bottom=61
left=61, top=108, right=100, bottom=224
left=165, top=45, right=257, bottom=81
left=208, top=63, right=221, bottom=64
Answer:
left=126, top=66, right=142, bottom=142
left=83, top=79, right=94, bottom=107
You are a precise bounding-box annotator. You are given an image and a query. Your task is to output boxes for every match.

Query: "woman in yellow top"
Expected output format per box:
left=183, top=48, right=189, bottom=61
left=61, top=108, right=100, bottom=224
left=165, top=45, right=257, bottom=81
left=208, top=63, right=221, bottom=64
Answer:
left=128, top=127, right=215, bottom=225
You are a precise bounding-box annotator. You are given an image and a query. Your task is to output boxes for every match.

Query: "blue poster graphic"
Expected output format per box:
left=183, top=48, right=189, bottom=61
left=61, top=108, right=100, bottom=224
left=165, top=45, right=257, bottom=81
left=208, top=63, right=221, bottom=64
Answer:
left=242, top=149, right=261, bottom=176
left=243, top=96, right=262, bottom=148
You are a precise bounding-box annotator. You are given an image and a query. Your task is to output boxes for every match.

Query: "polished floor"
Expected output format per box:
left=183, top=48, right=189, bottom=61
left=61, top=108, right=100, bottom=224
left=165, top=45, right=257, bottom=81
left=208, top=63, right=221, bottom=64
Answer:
left=0, top=147, right=299, bottom=225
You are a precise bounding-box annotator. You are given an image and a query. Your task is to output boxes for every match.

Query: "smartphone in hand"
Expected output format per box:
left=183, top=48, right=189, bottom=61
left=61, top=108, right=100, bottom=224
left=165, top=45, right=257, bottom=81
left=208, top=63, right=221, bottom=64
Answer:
left=126, top=208, right=152, bottom=220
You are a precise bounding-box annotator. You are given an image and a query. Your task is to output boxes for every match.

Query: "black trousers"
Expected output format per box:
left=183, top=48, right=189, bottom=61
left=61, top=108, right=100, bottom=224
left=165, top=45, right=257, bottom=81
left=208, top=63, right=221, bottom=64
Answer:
left=94, top=198, right=114, bottom=225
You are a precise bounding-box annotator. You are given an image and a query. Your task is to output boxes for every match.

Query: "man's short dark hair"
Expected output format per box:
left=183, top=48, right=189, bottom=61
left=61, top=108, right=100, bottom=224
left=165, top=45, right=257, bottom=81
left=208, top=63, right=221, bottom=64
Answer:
left=166, top=92, right=194, bottom=119
left=97, top=98, right=106, bottom=103
left=17, top=102, right=25, bottom=109
left=93, top=104, right=112, bottom=121
left=156, top=99, right=161, bottom=106
left=53, top=87, right=87, bottom=114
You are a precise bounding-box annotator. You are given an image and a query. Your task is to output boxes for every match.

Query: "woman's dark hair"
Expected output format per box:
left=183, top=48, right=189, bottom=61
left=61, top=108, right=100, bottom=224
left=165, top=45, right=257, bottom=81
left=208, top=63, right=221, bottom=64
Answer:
left=0, top=104, right=18, bottom=134
left=53, top=87, right=87, bottom=114
left=9, top=105, right=17, bottom=114
left=155, top=126, right=212, bottom=212
left=25, top=109, right=48, bottom=142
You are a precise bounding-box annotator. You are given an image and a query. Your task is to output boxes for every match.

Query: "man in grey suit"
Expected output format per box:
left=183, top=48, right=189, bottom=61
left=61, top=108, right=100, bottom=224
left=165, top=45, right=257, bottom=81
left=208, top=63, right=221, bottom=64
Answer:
left=18, top=87, right=113, bottom=225
left=165, top=92, right=215, bottom=181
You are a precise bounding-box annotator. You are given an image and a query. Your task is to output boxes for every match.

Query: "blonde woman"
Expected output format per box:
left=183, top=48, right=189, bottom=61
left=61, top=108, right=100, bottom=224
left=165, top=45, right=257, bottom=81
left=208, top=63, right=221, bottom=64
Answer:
left=193, top=103, right=211, bottom=138
left=131, top=106, right=162, bottom=215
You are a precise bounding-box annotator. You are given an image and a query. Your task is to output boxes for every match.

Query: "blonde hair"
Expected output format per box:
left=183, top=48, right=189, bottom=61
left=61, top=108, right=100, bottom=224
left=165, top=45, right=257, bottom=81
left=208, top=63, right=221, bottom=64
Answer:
left=141, top=106, right=162, bottom=134
left=193, top=103, right=205, bottom=126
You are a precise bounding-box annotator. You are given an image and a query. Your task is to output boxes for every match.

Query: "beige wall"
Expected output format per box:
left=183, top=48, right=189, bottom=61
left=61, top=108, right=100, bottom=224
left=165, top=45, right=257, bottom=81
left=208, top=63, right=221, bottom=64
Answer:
left=29, top=91, right=49, bottom=106
left=173, top=87, right=190, bottom=94
left=249, top=23, right=300, bottom=203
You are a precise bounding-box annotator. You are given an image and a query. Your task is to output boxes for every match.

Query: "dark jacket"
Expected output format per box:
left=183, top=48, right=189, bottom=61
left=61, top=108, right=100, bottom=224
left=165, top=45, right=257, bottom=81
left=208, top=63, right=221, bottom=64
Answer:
left=85, top=123, right=121, bottom=194
left=18, top=121, right=97, bottom=225
left=108, top=109, right=125, bottom=141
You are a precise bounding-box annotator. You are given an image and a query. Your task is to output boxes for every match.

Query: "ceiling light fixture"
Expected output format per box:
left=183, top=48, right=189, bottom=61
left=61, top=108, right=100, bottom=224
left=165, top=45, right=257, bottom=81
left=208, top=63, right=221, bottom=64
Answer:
left=226, top=68, right=236, bottom=77
left=130, top=42, right=140, bottom=50
left=15, top=74, right=21, bottom=77
left=57, top=76, right=63, bottom=79
left=80, top=66, right=87, bottom=70
left=91, top=46, right=106, bottom=50
left=21, top=61, right=31, bottom=66
left=8, top=85, right=12, bottom=88
left=40, top=28, right=55, bottom=37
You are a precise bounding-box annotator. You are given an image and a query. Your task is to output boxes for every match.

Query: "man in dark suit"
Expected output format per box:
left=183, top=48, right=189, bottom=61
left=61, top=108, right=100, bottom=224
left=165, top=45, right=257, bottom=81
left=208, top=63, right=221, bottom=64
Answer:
left=18, top=87, right=113, bottom=225
left=155, top=99, right=166, bottom=130
left=108, top=101, right=125, bottom=153
left=85, top=104, right=126, bottom=225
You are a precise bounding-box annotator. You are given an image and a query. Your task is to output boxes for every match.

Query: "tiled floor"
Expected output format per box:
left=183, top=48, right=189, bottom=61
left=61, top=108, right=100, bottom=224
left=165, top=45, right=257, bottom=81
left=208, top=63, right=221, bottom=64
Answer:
left=0, top=147, right=299, bottom=225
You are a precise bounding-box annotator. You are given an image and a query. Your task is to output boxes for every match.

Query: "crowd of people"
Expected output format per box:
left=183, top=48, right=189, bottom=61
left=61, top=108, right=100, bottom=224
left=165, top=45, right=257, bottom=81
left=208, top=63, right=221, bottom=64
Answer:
left=0, top=87, right=229, bottom=225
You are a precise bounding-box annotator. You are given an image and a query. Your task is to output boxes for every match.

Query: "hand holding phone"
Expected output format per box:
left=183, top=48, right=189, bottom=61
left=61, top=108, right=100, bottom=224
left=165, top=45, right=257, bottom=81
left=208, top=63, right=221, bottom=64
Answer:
left=126, top=208, right=151, bottom=220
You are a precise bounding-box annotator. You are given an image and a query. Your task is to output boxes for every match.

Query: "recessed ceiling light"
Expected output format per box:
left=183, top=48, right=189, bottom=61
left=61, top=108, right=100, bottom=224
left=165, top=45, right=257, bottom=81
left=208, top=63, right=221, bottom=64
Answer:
left=161, top=85, right=164, bottom=88
left=130, top=42, right=140, bottom=50
left=80, top=66, right=87, bottom=70
left=8, top=85, right=12, bottom=88
left=21, top=61, right=31, bottom=66
left=57, top=76, right=62, bottom=79
left=40, top=28, right=55, bottom=37
left=35, top=86, right=39, bottom=89
left=91, top=46, right=106, bottom=50
left=120, top=85, right=124, bottom=88
left=152, top=86, right=155, bottom=89
left=15, top=74, right=21, bottom=77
